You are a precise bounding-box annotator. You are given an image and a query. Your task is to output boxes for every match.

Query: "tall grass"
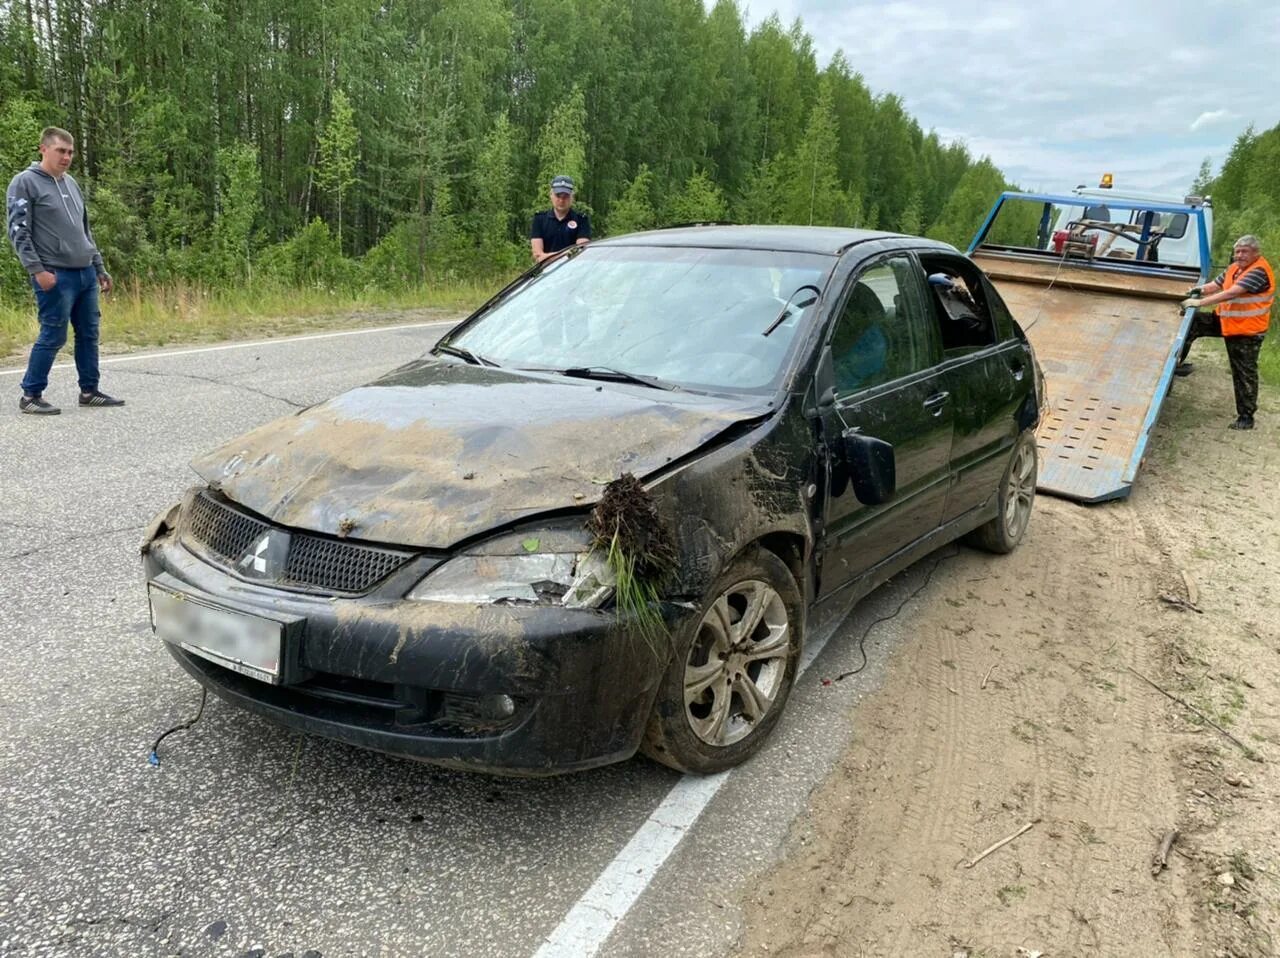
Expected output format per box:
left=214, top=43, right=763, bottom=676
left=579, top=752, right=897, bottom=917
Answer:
left=0, top=276, right=501, bottom=363
left=1259, top=336, right=1280, bottom=389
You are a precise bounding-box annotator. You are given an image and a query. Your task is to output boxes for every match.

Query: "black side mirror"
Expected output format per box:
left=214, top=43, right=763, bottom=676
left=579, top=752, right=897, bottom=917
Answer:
left=842, top=430, right=896, bottom=505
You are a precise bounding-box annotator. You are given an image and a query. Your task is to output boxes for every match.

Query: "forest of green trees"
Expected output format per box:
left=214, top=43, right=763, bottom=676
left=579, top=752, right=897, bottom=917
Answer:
left=0, top=0, right=1029, bottom=306
left=1195, top=124, right=1280, bottom=267
left=4, top=0, right=1276, bottom=316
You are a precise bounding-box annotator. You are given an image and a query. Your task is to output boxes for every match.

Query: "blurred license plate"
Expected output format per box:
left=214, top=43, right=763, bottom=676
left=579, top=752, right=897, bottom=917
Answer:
left=149, top=583, right=284, bottom=684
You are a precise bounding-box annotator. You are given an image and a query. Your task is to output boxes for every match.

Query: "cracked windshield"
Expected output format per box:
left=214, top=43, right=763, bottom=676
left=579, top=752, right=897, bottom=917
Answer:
left=450, top=245, right=831, bottom=393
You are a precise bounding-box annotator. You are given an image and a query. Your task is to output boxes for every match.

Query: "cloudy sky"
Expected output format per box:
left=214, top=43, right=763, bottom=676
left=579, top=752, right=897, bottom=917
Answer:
left=739, top=0, right=1280, bottom=194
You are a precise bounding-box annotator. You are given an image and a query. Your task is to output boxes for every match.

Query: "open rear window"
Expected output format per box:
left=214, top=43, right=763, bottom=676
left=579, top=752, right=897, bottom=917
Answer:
left=919, top=253, right=998, bottom=353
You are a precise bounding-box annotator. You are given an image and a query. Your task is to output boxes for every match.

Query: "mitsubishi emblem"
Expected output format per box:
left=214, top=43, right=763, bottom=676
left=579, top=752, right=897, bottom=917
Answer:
left=240, top=534, right=272, bottom=573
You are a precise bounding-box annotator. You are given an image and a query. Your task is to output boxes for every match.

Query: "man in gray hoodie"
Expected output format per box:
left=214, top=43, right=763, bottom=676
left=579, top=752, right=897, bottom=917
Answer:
left=7, top=126, right=123, bottom=414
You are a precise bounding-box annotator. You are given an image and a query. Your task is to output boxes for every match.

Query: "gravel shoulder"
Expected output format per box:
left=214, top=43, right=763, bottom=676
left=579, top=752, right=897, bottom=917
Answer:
left=733, top=344, right=1280, bottom=957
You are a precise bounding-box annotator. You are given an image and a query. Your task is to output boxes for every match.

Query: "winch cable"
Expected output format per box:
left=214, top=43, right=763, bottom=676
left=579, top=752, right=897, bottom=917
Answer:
left=1020, top=244, right=1073, bottom=335
left=147, top=687, right=208, bottom=767
left=833, top=546, right=961, bottom=682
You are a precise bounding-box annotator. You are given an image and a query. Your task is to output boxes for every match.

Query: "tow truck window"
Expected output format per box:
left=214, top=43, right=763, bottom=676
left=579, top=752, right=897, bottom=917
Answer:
left=1138, top=211, right=1187, bottom=239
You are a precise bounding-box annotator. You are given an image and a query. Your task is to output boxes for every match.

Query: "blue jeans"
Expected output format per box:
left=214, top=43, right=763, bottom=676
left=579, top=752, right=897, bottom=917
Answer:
left=21, top=267, right=101, bottom=395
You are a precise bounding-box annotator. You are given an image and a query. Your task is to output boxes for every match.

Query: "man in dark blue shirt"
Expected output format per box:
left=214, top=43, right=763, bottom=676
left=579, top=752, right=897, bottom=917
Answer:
left=530, top=175, right=591, bottom=263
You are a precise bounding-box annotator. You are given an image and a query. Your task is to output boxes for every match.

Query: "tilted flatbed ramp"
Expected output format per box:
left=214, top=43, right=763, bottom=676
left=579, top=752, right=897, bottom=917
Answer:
left=967, top=190, right=1211, bottom=502
left=974, top=253, right=1191, bottom=502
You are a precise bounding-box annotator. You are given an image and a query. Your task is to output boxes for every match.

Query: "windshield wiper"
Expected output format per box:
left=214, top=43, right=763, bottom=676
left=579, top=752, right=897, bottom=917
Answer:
left=434, top=343, right=500, bottom=367
left=762, top=284, right=821, bottom=337
left=561, top=366, right=677, bottom=390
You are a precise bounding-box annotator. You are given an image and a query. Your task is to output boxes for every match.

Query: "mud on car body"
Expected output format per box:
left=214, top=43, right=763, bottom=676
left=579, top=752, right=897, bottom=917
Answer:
left=141, top=226, right=1043, bottom=775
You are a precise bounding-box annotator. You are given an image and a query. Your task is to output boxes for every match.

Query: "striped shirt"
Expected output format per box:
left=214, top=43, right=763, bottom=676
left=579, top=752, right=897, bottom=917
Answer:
left=1214, top=266, right=1272, bottom=294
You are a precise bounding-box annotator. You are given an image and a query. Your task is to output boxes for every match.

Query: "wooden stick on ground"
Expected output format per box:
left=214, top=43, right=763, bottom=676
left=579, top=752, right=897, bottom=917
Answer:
left=1152, top=828, right=1179, bottom=877
left=981, top=664, right=997, bottom=689
left=1179, top=570, right=1199, bottom=608
left=1158, top=591, right=1203, bottom=614
left=1126, top=666, right=1259, bottom=760
left=963, top=819, right=1039, bottom=869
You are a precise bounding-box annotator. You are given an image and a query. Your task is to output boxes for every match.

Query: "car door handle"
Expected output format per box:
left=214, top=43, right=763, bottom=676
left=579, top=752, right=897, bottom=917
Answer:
left=923, top=392, right=950, bottom=416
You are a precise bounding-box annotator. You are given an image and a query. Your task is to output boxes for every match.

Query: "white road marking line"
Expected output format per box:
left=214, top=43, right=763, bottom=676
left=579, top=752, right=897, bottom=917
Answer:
left=0, top=320, right=457, bottom=377
left=532, top=625, right=838, bottom=958
left=532, top=772, right=730, bottom=958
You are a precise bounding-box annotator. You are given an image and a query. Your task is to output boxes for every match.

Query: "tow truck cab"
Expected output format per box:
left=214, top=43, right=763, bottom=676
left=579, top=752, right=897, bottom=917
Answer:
left=1044, top=176, right=1214, bottom=269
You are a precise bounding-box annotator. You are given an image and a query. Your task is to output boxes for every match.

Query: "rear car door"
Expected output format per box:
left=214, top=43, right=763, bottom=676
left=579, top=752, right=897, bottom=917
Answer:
left=820, top=254, right=953, bottom=588
left=919, top=251, right=1030, bottom=522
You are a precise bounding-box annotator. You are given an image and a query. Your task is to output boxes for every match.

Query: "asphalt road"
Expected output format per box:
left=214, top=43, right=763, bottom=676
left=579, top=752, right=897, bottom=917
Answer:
left=0, top=323, right=941, bottom=958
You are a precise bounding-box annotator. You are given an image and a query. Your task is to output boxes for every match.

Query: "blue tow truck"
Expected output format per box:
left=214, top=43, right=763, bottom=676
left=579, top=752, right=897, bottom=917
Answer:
left=968, top=179, right=1213, bottom=501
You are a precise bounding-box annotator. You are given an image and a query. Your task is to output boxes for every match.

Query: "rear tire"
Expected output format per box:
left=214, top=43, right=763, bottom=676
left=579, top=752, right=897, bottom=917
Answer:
left=640, top=548, right=803, bottom=774
left=966, top=430, right=1037, bottom=554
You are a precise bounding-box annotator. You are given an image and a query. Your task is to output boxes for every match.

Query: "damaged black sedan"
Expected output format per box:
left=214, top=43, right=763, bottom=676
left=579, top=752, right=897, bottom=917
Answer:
left=141, top=226, right=1042, bottom=775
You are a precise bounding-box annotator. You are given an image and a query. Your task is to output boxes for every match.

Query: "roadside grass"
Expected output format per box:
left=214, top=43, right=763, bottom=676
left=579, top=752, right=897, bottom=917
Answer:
left=0, top=277, right=499, bottom=363
left=1229, top=849, right=1257, bottom=883
left=1170, top=661, right=1262, bottom=758
left=1011, top=719, right=1042, bottom=743
left=1191, top=673, right=1248, bottom=731
left=996, top=884, right=1027, bottom=906
left=1259, top=335, right=1280, bottom=388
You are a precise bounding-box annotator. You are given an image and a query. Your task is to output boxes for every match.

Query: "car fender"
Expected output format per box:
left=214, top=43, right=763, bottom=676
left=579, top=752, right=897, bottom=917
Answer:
left=648, top=397, right=816, bottom=605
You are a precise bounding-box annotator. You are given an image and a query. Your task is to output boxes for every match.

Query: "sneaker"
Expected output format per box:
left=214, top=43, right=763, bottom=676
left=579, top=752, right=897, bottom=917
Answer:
left=1229, top=416, right=1255, bottom=431
left=1173, top=362, right=1194, bottom=377
left=19, top=393, right=60, bottom=415
left=78, top=390, right=125, bottom=407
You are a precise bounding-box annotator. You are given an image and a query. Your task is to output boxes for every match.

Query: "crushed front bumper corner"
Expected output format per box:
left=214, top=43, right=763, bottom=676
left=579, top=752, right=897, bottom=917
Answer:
left=144, top=530, right=690, bottom=775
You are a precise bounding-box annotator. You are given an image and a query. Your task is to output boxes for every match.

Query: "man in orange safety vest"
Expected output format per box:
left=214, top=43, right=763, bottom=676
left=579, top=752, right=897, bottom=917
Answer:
left=1178, top=234, right=1273, bottom=430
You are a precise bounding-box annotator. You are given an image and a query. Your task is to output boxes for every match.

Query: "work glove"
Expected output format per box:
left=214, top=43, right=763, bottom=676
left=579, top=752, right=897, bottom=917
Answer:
left=1185, top=286, right=1203, bottom=298
left=1180, top=298, right=1203, bottom=310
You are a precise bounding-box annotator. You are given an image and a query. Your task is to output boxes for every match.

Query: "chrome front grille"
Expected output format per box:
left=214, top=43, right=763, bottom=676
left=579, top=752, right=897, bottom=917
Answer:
left=183, top=491, right=414, bottom=594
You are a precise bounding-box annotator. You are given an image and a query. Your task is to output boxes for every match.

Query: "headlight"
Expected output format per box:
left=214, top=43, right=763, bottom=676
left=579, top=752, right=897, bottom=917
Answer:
left=408, top=553, right=574, bottom=604
left=407, top=540, right=616, bottom=608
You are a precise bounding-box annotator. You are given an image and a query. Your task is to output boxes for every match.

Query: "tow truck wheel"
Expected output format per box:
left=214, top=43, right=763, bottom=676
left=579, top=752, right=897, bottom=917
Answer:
left=967, top=430, right=1037, bottom=554
left=640, top=548, right=802, bottom=774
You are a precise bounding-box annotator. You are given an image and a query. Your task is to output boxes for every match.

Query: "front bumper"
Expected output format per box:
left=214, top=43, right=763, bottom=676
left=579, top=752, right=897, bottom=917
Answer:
left=144, top=530, right=685, bottom=775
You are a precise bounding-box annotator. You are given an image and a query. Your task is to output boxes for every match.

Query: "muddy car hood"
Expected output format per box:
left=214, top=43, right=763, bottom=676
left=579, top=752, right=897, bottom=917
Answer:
left=191, top=361, right=771, bottom=549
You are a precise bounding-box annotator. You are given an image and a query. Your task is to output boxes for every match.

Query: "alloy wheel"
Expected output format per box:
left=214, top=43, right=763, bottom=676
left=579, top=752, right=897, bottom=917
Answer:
left=1003, top=440, right=1037, bottom=540
left=682, top=579, right=791, bottom=747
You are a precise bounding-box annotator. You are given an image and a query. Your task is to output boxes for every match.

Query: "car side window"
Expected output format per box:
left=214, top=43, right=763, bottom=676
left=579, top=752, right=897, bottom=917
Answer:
left=830, top=257, right=932, bottom=395
left=919, top=253, right=999, bottom=353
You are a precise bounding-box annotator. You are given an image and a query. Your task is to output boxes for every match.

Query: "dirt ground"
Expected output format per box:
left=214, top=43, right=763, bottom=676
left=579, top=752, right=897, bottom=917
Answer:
left=736, top=344, right=1280, bottom=957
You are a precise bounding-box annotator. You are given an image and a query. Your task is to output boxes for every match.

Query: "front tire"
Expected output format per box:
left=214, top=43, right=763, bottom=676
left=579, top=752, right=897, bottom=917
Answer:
left=966, top=430, right=1037, bottom=554
left=641, top=548, right=803, bottom=774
